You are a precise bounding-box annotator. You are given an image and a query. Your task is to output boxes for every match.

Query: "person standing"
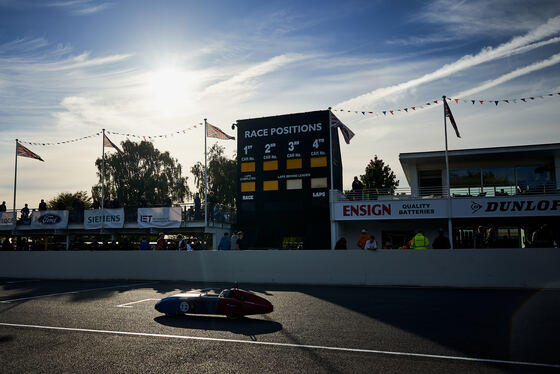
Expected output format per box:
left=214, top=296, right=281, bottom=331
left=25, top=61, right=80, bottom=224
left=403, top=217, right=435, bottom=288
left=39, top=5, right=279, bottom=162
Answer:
left=410, top=231, right=429, bottom=249
left=156, top=233, right=168, bottom=250
left=217, top=232, right=231, bottom=250
left=365, top=234, right=378, bottom=250
left=351, top=176, right=364, bottom=200
left=194, top=194, right=201, bottom=220
left=230, top=231, right=239, bottom=250
left=236, top=231, right=246, bottom=250
left=38, top=199, right=47, bottom=211
left=20, top=204, right=30, bottom=219
left=334, top=237, right=347, bottom=249
left=432, top=229, right=451, bottom=249
left=356, top=229, right=370, bottom=249
left=0, top=201, right=7, bottom=212
left=139, top=238, right=151, bottom=250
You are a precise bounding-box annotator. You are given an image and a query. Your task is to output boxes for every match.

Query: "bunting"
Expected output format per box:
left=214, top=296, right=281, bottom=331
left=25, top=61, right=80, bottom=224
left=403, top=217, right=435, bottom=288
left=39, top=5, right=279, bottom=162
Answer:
left=332, top=92, right=560, bottom=118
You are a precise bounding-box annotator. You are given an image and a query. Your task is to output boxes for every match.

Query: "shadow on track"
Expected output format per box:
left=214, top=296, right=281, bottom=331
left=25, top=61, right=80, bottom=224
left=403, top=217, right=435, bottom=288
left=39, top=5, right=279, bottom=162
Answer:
left=154, top=315, right=282, bottom=338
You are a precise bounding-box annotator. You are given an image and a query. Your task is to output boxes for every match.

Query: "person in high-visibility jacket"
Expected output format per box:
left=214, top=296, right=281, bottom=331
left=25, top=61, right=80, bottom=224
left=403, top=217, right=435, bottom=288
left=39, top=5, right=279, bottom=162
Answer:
left=410, top=231, right=429, bottom=249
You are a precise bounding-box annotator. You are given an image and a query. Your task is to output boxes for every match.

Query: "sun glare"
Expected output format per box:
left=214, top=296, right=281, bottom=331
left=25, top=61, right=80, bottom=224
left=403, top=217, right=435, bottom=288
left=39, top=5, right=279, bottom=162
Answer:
left=147, top=67, right=194, bottom=116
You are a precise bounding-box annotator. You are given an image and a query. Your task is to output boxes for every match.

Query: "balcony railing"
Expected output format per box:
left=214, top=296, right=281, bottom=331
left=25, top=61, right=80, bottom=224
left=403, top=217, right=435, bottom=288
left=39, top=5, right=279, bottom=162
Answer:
left=339, top=183, right=559, bottom=202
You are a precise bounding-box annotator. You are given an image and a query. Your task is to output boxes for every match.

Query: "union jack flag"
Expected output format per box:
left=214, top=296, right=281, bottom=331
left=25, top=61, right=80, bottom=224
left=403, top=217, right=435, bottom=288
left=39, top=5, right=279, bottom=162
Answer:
left=103, top=134, right=124, bottom=154
left=330, top=113, right=355, bottom=144
left=16, top=142, right=44, bottom=161
left=207, top=122, right=235, bottom=140
left=444, top=99, right=461, bottom=138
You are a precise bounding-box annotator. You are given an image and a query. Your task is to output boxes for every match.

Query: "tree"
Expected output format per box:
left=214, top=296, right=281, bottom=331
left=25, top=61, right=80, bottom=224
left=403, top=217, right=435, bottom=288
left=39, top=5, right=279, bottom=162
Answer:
left=360, top=155, right=399, bottom=194
left=92, top=140, right=191, bottom=206
left=47, top=191, right=92, bottom=209
left=190, top=143, right=237, bottom=209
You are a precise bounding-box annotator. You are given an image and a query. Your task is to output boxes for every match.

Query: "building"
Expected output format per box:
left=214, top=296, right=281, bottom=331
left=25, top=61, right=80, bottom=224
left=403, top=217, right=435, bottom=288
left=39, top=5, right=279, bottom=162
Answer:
left=333, top=143, right=560, bottom=249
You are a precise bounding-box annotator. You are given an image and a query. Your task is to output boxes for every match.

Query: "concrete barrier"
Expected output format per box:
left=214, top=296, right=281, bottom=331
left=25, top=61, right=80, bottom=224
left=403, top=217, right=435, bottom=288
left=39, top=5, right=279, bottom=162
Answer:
left=1, top=249, right=559, bottom=288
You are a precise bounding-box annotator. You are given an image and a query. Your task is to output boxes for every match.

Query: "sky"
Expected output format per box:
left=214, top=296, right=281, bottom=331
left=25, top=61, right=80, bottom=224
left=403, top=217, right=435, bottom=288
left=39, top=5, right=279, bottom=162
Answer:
left=1, top=0, right=560, bottom=208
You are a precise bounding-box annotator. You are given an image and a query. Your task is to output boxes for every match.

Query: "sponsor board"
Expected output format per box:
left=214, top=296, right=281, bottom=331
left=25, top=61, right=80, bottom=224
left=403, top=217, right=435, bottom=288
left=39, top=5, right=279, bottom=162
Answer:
left=84, top=208, right=125, bottom=229
left=452, top=196, right=560, bottom=218
left=137, top=207, right=182, bottom=228
left=30, top=210, right=68, bottom=229
left=334, top=200, right=447, bottom=220
left=0, top=212, right=14, bottom=229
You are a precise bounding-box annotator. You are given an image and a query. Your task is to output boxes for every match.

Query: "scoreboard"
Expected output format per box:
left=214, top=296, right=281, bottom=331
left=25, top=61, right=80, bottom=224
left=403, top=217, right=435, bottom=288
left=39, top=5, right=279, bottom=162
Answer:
left=235, top=110, right=342, bottom=249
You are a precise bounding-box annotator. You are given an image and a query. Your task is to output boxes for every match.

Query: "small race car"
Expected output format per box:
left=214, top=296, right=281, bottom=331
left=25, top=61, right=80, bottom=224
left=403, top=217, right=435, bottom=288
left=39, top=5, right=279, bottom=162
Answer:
left=154, top=285, right=273, bottom=318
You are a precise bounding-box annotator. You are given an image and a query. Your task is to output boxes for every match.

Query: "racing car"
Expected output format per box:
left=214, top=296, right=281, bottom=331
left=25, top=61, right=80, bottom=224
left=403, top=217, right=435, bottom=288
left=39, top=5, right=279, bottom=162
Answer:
left=154, top=285, right=273, bottom=318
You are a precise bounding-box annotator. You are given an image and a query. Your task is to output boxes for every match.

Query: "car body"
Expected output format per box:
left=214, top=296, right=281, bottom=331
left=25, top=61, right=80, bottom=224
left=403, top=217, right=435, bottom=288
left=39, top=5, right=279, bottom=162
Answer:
left=154, top=287, right=273, bottom=318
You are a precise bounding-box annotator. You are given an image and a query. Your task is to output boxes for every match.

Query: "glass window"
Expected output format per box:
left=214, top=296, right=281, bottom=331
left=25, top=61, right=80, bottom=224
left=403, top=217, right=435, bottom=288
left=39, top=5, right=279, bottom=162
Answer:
left=483, top=167, right=515, bottom=186
left=450, top=169, right=481, bottom=187
left=516, top=165, right=554, bottom=188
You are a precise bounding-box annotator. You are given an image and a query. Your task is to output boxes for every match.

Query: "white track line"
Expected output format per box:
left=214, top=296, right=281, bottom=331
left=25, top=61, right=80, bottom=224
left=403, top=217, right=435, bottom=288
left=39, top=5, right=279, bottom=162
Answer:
left=0, top=282, right=158, bottom=303
left=0, top=322, right=558, bottom=369
left=116, top=298, right=159, bottom=308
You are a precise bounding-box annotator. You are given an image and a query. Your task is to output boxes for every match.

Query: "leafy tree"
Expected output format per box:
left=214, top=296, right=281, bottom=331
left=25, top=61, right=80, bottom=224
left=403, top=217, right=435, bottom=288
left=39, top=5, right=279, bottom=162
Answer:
left=191, top=143, right=237, bottom=209
left=360, top=155, right=400, bottom=194
left=92, top=140, right=191, bottom=206
left=47, top=191, right=92, bottom=209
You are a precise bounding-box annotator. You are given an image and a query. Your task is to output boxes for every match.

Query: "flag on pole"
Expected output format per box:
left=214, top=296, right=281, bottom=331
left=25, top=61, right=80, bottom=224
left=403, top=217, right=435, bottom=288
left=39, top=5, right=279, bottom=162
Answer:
left=330, top=113, right=355, bottom=144
left=206, top=122, right=235, bottom=140
left=103, top=134, right=124, bottom=154
left=443, top=100, right=461, bottom=138
left=16, top=142, right=44, bottom=161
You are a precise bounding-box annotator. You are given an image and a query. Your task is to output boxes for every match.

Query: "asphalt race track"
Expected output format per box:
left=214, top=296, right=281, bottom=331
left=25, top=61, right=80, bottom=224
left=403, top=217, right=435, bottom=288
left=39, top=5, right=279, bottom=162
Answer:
left=1, top=279, right=559, bottom=373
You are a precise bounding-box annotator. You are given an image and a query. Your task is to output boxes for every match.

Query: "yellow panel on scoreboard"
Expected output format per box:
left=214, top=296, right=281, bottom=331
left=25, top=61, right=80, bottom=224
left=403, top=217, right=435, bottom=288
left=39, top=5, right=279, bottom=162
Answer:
left=241, top=162, right=255, bottom=172
left=263, top=180, right=279, bottom=191
left=310, top=156, right=327, bottom=168
left=311, top=177, right=328, bottom=189
left=263, top=160, right=278, bottom=171
left=286, top=158, right=302, bottom=169
left=241, top=181, right=256, bottom=192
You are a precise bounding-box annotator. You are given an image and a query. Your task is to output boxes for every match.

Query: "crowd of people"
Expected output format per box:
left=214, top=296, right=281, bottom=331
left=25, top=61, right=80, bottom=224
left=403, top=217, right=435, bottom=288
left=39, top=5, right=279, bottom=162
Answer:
left=335, top=228, right=451, bottom=250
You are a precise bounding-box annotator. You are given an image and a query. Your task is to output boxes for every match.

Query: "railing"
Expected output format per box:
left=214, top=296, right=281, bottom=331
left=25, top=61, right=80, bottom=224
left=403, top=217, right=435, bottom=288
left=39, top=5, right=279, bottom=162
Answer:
left=339, top=183, right=559, bottom=202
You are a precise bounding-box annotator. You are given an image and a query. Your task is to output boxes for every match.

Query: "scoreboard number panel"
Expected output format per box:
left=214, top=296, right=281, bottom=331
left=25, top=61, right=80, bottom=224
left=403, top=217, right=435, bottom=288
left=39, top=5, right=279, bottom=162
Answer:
left=235, top=110, right=342, bottom=249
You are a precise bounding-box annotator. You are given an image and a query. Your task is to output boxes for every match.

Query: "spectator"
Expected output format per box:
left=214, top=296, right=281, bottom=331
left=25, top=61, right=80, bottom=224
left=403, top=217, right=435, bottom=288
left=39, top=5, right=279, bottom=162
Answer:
left=2, top=237, right=12, bottom=251
left=139, top=195, right=148, bottom=207
left=38, top=199, right=47, bottom=211
left=156, top=233, right=168, bottom=250
left=351, top=176, right=363, bottom=199
left=230, top=231, right=239, bottom=250
left=194, top=194, right=201, bottom=220
left=208, top=192, right=217, bottom=222
left=334, top=237, right=347, bottom=249
left=0, top=201, right=6, bottom=212
left=432, top=228, right=451, bottom=249
left=236, top=231, right=246, bottom=250
left=410, top=231, right=430, bottom=250
left=139, top=237, right=151, bottom=250
left=365, top=234, right=378, bottom=250
left=163, top=196, right=172, bottom=207
left=356, top=229, right=369, bottom=249
left=217, top=232, right=231, bottom=250
left=20, top=204, right=30, bottom=219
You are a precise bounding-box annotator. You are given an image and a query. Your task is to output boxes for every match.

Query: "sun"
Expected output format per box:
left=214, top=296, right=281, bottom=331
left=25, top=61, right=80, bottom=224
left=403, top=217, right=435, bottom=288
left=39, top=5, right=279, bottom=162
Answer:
left=147, top=67, right=194, bottom=117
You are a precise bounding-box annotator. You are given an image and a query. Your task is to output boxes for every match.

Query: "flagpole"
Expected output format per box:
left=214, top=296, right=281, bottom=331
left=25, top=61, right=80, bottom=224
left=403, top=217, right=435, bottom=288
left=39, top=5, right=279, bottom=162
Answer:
left=204, top=119, right=208, bottom=230
left=443, top=96, right=454, bottom=249
left=101, top=129, right=106, bottom=233
left=13, top=139, right=18, bottom=230
left=328, top=108, right=336, bottom=250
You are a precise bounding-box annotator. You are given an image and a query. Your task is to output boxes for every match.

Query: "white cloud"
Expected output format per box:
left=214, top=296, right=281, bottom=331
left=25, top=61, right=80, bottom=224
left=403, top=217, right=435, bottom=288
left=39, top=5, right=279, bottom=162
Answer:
left=337, top=16, right=560, bottom=109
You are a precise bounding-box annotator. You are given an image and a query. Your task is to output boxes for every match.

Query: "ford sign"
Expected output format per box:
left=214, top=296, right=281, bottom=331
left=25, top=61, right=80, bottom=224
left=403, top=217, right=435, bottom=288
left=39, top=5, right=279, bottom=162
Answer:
left=38, top=214, right=62, bottom=225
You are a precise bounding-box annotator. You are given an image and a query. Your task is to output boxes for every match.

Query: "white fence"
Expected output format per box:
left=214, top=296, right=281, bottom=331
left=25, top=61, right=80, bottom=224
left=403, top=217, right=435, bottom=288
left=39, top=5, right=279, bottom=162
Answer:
left=1, top=249, right=559, bottom=288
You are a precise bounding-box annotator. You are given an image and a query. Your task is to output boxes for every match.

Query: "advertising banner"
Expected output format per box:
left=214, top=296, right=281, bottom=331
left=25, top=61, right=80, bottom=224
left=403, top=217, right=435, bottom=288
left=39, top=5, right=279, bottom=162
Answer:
left=334, top=199, right=448, bottom=220
left=84, top=208, right=125, bottom=229
left=30, top=210, right=68, bottom=229
left=0, top=212, right=14, bottom=229
left=137, top=207, right=182, bottom=228
left=452, top=195, right=560, bottom=218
